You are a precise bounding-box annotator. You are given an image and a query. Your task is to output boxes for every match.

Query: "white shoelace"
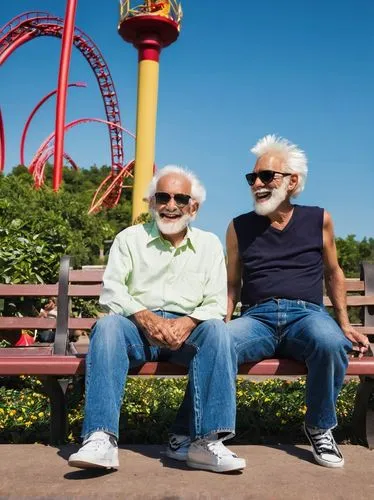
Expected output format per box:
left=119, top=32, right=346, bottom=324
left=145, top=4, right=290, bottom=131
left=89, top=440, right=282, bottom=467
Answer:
left=310, top=429, right=337, bottom=454
left=204, top=440, right=236, bottom=458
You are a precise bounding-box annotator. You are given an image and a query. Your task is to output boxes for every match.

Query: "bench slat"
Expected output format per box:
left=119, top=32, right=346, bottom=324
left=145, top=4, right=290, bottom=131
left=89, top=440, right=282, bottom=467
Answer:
left=344, top=280, right=365, bottom=292
left=0, top=284, right=58, bottom=296
left=69, top=270, right=104, bottom=283
left=324, top=295, right=374, bottom=307
left=1, top=317, right=374, bottom=334
left=0, top=357, right=373, bottom=376
left=0, top=346, right=53, bottom=356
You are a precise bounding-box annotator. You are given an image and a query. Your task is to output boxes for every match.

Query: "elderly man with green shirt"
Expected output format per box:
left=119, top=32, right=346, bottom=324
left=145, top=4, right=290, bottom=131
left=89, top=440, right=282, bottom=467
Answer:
left=68, top=165, right=245, bottom=474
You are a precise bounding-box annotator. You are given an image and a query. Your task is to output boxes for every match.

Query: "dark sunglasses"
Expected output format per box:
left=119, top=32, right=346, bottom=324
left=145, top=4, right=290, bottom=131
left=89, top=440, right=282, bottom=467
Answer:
left=245, top=170, right=292, bottom=186
left=154, top=192, right=192, bottom=207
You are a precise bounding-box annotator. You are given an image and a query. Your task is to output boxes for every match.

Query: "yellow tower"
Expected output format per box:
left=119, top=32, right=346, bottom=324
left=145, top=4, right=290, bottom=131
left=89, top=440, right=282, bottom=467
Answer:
left=118, top=1, right=182, bottom=222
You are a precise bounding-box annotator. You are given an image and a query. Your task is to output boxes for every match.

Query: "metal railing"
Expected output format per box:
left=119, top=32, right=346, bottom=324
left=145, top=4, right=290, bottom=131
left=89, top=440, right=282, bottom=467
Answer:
left=119, top=1, right=183, bottom=25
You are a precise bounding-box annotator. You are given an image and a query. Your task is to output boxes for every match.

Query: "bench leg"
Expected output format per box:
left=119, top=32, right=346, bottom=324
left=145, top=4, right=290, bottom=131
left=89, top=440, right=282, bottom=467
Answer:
left=39, top=376, right=69, bottom=446
left=352, top=376, right=374, bottom=449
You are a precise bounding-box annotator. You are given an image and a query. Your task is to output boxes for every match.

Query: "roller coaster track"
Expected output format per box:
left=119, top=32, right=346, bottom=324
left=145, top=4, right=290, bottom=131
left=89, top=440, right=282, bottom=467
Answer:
left=0, top=11, right=125, bottom=175
left=30, top=118, right=135, bottom=204
left=20, top=82, right=87, bottom=167
left=0, top=108, right=4, bottom=173
left=33, top=148, right=79, bottom=188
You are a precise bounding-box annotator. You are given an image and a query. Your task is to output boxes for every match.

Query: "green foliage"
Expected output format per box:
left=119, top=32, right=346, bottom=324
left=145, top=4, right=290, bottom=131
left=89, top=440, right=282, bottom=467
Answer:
left=336, top=235, right=374, bottom=277
left=0, top=377, right=362, bottom=445
left=0, top=166, right=132, bottom=284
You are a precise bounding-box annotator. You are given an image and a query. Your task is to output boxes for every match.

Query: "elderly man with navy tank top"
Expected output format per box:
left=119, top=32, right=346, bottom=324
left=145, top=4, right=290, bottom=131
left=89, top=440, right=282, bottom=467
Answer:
left=226, top=135, right=369, bottom=469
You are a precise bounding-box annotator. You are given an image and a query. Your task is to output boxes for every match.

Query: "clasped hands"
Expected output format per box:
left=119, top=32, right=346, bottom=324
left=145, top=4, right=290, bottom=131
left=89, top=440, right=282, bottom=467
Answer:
left=131, top=310, right=199, bottom=350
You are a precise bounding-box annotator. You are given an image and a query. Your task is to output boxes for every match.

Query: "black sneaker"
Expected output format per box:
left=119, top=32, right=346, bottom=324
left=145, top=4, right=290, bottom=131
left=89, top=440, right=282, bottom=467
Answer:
left=165, top=434, right=191, bottom=461
left=304, top=423, right=344, bottom=468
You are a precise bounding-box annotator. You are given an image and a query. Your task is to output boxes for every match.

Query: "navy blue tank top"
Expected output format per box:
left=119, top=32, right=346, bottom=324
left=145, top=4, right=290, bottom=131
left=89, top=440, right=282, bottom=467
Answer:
left=233, top=205, right=324, bottom=306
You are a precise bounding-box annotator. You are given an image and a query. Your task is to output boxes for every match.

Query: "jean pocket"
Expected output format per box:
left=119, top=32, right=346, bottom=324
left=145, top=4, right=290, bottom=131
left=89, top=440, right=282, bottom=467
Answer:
left=304, top=301, right=322, bottom=312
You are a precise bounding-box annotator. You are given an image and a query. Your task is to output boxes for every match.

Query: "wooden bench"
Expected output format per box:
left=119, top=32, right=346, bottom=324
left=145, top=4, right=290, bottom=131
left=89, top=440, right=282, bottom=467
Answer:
left=0, top=256, right=373, bottom=447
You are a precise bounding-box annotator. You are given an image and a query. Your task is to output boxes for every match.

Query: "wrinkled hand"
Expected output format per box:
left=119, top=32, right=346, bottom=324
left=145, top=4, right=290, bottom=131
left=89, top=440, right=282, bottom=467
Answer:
left=342, top=325, right=370, bottom=358
left=168, top=316, right=200, bottom=351
left=131, top=310, right=177, bottom=348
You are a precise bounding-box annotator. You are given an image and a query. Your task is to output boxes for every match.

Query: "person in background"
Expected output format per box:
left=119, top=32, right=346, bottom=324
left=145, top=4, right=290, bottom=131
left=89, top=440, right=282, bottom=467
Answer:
left=37, top=297, right=57, bottom=343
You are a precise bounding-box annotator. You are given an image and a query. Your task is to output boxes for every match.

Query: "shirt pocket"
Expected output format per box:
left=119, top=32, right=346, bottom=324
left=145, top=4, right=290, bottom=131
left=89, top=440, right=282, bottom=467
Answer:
left=178, top=272, right=205, bottom=306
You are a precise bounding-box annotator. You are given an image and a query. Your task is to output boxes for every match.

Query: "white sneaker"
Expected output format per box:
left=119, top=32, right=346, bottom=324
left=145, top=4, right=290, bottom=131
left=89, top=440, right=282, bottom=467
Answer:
left=187, top=438, right=246, bottom=473
left=68, top=431, right=119, bottom=469
left=304, top=423, right=344, bottom=468
left=165, top=434, right=191, bottom=461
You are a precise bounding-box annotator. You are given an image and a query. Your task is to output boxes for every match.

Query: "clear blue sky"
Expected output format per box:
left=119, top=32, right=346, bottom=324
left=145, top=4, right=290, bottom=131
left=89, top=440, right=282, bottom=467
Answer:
left=1, top=1, right=374, bottom=243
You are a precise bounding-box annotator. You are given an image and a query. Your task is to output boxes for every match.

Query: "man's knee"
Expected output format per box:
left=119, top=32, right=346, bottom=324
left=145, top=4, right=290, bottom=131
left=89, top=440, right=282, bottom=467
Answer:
left=307, top=325, right=350, bottom=359
left=191, top=319, right=229, bottom=348
left=91, top=314, right=132, bottom=347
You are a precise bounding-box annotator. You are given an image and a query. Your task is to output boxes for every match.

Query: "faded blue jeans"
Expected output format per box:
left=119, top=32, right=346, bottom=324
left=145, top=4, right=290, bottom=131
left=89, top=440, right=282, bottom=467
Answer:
left=82, top=311, right=236, bottom=441
left=226, top=298, right=352, bottom=430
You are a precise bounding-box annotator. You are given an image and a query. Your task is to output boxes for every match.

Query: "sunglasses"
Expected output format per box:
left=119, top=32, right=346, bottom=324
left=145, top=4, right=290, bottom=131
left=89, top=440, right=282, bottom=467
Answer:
left=154, top=192, right=192, bottom=207
left=245, top=170, right=292, bottom=186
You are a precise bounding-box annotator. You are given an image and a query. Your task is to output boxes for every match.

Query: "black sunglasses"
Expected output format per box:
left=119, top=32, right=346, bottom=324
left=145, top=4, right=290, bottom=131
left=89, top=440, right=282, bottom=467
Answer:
left=245, top=170, right=292, bottom=186
left=154, top=192, right=192, bottom=207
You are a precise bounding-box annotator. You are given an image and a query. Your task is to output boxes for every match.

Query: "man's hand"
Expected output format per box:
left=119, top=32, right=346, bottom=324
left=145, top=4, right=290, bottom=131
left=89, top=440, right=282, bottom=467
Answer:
left=130, top=310, right=178, bottom=347
left=341, top=325, right=370, bottom=358
left=168, top=316, right=200, bottom=350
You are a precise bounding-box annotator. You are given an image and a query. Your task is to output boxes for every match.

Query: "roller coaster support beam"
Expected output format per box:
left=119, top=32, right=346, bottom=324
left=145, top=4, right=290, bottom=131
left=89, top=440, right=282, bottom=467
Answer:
left=0, top=108, right=5, bottom=172
left=53, top=0, right=78, bottom=191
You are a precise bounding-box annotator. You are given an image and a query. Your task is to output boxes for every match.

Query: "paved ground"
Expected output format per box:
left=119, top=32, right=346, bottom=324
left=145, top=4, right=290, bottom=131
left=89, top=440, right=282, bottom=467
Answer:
left=0, top=444, right=373, bottom=499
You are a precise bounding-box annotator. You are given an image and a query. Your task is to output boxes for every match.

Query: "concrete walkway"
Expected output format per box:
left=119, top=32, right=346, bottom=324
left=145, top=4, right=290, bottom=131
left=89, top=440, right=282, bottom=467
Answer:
left=0, top=444, right=373, bottom=499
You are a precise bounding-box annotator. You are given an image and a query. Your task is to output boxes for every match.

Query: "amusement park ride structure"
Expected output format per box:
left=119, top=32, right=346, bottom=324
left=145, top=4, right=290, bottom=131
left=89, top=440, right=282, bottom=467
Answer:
left=0, top=1, right=182, bottom=217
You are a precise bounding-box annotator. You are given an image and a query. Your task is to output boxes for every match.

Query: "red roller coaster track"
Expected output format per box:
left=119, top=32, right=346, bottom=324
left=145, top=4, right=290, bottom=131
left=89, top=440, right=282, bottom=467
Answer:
left=20, top=82, right=87, bottom=167
left=30, top=118, right=135, bottom=209
left=0, top=11, right=125, bottom=176
left=0, top=108, right=4, bottom=173
left=33, top=148, right=79, bottom=188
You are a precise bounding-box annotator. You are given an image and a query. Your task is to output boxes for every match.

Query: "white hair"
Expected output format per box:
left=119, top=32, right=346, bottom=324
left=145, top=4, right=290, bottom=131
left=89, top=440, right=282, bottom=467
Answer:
left=146, top=165, right=206, bottom=204
left=251, top=134, right=308, bottom=197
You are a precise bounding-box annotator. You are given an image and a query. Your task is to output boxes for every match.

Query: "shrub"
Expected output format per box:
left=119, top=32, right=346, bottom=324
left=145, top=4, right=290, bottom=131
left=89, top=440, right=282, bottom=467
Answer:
left=0, top=376, right=360, bottom=445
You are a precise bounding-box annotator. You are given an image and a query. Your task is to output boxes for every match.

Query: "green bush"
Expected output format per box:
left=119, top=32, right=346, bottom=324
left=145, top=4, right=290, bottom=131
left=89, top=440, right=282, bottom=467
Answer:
left=0, top=376, right=360, bottom=445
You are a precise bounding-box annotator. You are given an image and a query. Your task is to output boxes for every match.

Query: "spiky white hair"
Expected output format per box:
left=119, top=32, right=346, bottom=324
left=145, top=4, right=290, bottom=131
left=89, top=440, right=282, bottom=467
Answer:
left=146, top=165, right=206, bottom=204
left=251, top=134, right=308, bottom=197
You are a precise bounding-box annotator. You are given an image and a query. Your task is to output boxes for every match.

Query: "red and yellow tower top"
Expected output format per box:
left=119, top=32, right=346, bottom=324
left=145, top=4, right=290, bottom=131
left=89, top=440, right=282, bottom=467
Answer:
left=118, top=1, right=183, bottom=222
left=119, top=1, right=182, bottom=48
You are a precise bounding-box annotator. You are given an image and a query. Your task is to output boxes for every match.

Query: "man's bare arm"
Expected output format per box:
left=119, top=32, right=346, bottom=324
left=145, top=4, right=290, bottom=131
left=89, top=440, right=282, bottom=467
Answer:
left=323, top=210, right=369, bottom=355
left=226, top=221, right=242, bottom=322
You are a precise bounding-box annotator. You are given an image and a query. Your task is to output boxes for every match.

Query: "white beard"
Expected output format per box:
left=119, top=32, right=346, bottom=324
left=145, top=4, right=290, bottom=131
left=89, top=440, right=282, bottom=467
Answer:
left=253, top=179, right=290, bottom=216
left=151, top=209, right=193, bottom=235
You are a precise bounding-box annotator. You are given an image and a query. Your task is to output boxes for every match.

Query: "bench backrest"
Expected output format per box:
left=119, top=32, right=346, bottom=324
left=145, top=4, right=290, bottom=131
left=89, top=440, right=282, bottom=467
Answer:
left=1, top=257, right=374, bottom=355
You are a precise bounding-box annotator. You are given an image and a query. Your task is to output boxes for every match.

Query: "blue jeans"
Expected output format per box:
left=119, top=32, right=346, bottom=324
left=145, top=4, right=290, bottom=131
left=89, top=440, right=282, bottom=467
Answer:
left=226, top=298, right=352, bottom=430
left=82, top=311, right=236, bottom=441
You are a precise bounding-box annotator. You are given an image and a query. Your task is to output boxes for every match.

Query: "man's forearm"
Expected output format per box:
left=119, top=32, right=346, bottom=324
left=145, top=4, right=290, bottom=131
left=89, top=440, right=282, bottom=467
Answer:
left=226, top=285, right=240, bottom=322
left=325, top=268, right=350, bottom=328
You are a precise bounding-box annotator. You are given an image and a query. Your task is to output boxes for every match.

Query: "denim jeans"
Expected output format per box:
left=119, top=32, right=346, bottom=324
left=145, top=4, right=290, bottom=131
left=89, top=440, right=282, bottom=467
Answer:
left=226, top=298, right=352, bottom=430
left=82, top=311, right=236, bottom=441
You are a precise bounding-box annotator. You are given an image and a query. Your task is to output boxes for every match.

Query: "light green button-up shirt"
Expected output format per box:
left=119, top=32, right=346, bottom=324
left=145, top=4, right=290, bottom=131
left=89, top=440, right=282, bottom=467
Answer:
left=99, top=221, right=227, bottom=321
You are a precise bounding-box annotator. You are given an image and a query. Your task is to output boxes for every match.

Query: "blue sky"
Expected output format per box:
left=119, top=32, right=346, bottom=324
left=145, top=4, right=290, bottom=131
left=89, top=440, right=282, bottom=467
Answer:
left=1, top=0, right=374, bottom=243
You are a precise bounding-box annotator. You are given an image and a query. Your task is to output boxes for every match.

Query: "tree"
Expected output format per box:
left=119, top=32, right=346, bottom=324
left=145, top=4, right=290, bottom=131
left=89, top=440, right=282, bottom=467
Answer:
left=0, top=166, right=132, bottom=284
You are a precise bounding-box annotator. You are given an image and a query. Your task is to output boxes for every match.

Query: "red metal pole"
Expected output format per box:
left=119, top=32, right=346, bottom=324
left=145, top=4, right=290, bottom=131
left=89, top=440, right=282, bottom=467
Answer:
left=53, top=0, right=78, bottom=191
left=0, top=108, right=5, bottom=173
left=20, top=82, right=86, bottom=166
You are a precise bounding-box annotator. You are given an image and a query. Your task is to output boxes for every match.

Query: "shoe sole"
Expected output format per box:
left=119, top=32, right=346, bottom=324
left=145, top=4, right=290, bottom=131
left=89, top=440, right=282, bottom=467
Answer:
left=303, top=424, right=344, bottom=469
left=186, top=458, right=246, bottom=473
left=68, top=459, right=119, bottom=470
